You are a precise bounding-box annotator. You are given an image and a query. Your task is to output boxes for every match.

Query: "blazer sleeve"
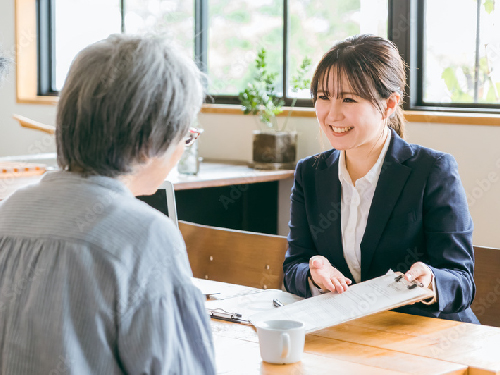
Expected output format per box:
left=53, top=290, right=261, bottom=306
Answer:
left=283, top=159, right=316, bottom=298
left=422, top=153, right=476, bottom=314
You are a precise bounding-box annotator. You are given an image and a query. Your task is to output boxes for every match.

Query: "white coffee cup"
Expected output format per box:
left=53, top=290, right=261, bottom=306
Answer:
left=255, top=319, right=305, bottom=364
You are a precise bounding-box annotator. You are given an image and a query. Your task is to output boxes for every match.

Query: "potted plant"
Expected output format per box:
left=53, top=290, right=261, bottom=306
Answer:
left=238, top=49, right=311, bottom=170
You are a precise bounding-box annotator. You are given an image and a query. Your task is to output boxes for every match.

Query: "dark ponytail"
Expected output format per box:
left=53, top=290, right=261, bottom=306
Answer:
left=389, top=106, right=405, bottom=139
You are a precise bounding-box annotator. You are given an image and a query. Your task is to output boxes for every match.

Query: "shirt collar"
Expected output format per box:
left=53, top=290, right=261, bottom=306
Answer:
left=338, top=128, right=392, bottom=187
left=338, top=147, right=352, bottom=186
left=41, top=170, right=134, bottom=197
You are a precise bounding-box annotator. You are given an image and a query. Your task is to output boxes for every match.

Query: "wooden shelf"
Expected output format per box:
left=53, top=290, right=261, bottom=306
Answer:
left=0, top=161, right=294, bottom=201
left=164, top=161, right=294, bottom=191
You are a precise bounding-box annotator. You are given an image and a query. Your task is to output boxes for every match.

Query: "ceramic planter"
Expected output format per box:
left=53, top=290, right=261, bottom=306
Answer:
left=251, top=130, right=298, bottom=170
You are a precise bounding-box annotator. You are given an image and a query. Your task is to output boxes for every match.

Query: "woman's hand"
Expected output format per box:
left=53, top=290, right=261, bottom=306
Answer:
left=404, top=262, right=433, bottom=288
left=309, top=256, right=352, bottom=293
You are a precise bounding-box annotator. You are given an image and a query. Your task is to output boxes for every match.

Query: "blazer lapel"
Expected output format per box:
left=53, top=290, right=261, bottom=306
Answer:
left=316, top=151, right=353, bottom=281
left=360, top=131, right=413, bottom=280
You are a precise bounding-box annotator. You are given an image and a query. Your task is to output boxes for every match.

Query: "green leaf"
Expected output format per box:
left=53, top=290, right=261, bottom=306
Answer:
left=237, top=47, right=286, bottom=129
left=484, top=0, right=495, bottom=14
left=291, top=56, right=313, bottom=92
left=441, top=67, right=460, bottom=93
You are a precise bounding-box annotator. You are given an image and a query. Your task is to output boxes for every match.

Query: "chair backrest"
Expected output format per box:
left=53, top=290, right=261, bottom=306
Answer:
left=471, top=246, right=500, bottom=327
left=179, top=220, right=288, bottom=290
left=137, top=181, right=178, bottom=228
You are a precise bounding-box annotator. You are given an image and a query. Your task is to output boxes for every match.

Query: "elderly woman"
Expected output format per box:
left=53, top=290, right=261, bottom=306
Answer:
left=0, top=35, right=215, bottom=374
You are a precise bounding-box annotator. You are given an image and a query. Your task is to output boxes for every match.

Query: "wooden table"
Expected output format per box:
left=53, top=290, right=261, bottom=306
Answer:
left=207, top=282, right=500, bottom=375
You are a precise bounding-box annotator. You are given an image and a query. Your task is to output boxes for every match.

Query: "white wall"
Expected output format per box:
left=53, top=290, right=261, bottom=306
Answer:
left=2, top=0, right=500, bottom=248
left=197, top=113, right=500, bottom=248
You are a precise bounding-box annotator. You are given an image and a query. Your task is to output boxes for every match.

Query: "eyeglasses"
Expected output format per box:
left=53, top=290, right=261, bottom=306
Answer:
left=184, top=127, right=204, bottom=146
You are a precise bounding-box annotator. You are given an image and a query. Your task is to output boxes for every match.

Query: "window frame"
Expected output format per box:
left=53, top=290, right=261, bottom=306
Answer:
left=37, top=0, right=126, bottom=96
left=36, top=0, right=56, bottom=96
left=34, top=0, right=500, bottom=114
left=396, top=0, right=500, bottom=114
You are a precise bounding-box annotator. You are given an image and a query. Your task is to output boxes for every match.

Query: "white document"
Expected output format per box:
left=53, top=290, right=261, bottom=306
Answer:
left=249, top=272, right=434, bottom=333
left=206, top=289, right=304, bottom=321
left=191, top=277, right=263, bottom=300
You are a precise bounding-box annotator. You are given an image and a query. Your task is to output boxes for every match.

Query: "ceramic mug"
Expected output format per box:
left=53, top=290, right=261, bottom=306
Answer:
left=255, top=319, right=305, bottom=364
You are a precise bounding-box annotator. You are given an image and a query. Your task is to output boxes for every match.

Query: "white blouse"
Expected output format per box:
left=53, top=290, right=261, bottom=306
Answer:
left=339, top=129, right=392, bottom=283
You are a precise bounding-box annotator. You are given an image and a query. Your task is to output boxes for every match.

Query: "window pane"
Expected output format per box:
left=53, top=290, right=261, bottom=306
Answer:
left=207, top=0, right=283, bottom=96
left=477, top=1, right=500, bottom=104
left=54, top=0, right=121, bottom=90
left=424, top=0, right=477, bottom=104
left=289, top=0, right=388, bottom=98
left=124, top=0, right=194, bottom=60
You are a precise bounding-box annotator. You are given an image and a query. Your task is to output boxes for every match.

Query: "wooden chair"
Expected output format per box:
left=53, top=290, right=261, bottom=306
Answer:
left=179, top=220, right=288, bottom=290
left=471, top=246, right=500, bottom=327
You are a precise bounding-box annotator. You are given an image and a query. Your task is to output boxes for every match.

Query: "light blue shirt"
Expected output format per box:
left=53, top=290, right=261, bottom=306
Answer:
left=0, top=171, right=216, bottom=374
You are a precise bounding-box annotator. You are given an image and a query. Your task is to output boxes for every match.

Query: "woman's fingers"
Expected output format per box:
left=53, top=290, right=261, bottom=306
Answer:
left=330, top=278, right=344, bottom=293
left=308, top=256, right=351, bottom=293
left=405, top=262, right=426, bottom=280
left=405, top=262, right=432, bottom=288
left=314, top=274, right=351, bottom=294
left=322, top=277, right=337, bottom=293
left=324, top=275, right=350, bottom=294
left=338, top=278, right=350, bottom=293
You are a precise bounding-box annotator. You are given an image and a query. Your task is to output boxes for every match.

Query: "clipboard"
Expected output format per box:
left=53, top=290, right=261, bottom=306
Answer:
left=205, top=288, right=304, bottom=325
left=207, top=308, right=252, bottom=325
left=249, top=271, right=435, bottom=333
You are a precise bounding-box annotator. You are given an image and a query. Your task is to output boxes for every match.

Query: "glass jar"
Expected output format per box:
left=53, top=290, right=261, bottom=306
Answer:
left=177, top=139, right=201, bottom=175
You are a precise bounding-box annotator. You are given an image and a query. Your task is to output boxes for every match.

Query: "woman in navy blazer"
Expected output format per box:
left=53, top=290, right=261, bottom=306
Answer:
left=283, top=35, right=479, bottom=323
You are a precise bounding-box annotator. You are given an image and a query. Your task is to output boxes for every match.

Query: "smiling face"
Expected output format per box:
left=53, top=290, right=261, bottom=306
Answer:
left=315, top=70, right=387, bottom=154
left=310, top=35, right=407, bottom=148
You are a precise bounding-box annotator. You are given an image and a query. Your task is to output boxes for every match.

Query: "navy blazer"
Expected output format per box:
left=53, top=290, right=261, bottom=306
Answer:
left=283, top=129, right=479, bottom=323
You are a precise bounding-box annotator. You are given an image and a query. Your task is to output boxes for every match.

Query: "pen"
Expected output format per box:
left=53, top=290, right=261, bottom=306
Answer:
left=210, top=314, right=251, bottom=325
left=273, top=298, right=284, bottom=308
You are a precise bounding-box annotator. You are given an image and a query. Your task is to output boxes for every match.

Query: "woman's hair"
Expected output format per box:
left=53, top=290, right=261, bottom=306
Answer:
left=57, top=34, right=204, bottom=177
left=310, top=34, right=406, bottom=138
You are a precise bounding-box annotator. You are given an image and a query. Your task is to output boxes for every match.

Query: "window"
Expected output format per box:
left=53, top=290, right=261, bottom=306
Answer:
left=206, top=0, right=283, bottom=97
left=287, top=0, right=387, bottom=99
left=38, top=0, right=194, bottom=94
left=53, top=0, right=122, bottom=91
left=402, top=0, right=500, bottom=112
left=37, top=0, right=500, bottom=113
left=124, top=0, right=194, bottom=60
left=37, top=0, right=387, bottom=107
left=206, top=0, right=388, bottom=101
left=421, top=0, right=500, bottom=110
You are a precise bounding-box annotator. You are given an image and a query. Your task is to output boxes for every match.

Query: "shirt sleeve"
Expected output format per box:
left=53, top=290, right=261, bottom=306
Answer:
left=308, top=277, right=328, bottom=297
left=116, top=216, right=216, bottom=375
left=420, top=264, right=437, bottom=305
left=117, top=283, right=216, bottom=375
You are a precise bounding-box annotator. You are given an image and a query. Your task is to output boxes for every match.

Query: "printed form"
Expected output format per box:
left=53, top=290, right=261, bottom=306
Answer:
left=249, top=271, right=434, bottom=333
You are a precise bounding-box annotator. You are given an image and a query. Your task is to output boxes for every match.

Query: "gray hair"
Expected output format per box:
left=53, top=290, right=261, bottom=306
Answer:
left=0, top=47, right=12, bottom=84
left=57, top=34, right=204, bottom=177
